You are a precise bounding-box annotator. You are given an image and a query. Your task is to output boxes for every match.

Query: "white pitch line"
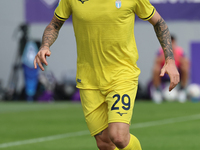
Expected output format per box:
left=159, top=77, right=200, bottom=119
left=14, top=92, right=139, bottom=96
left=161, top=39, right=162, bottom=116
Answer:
left=0, top=114, right=200, bottom=148
left=0, top=130, right=89, bottom=148
left=131, top=114, right=200, bottom=129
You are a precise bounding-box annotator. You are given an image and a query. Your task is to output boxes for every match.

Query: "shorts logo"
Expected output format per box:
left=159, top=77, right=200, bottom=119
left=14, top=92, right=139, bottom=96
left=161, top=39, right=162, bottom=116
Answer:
left=115, top=0, right=121, bottom=9
left=78, top=0, right=88, bottom=4
left=116, top=112, right=127, bottom=116
left=77, top=78, right=81, bottom=83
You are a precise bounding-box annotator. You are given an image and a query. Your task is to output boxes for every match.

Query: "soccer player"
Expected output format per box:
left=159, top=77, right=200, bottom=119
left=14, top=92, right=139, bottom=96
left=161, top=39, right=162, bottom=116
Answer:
left=151, top=35, right=189, bottom=103
left=34, top=0, right=180, bottom=149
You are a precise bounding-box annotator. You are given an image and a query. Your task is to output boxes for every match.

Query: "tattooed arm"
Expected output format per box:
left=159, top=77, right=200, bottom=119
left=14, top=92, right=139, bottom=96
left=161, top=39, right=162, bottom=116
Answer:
left=148, top=10, right=180, bottom=91
left=41, top=16, right=64, bottom=48
left=34, top=16, right=65, bottom=71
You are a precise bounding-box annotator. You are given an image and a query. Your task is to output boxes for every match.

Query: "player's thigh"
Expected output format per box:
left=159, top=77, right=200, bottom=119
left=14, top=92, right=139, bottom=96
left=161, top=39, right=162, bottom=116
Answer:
left=106, top=81, right=138, bottom=124
left=79, top=89, right=108, bottom=136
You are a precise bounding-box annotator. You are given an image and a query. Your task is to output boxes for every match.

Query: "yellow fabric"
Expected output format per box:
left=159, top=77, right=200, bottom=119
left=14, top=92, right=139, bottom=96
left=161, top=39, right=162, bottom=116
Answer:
left=99, top=148, right=119, bottom=150
left=55, top=0, right=155, bottom=90
left=79, top=81, right=138, bottom=136
left=119, top=134, right=142, bottom=150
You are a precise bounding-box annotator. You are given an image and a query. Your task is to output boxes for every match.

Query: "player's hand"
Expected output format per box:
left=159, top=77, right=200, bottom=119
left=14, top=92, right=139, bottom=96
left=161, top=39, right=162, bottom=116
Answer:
left=34, top=46, right=51, bottom=71
left=160, top=59, right=180, bottom=91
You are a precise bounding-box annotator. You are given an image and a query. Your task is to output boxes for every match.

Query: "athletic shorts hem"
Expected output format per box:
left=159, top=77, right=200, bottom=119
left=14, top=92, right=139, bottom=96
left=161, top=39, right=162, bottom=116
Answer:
left=108, top=120, right=130, bottom=125
left=90, top=124, right=108, bottom=137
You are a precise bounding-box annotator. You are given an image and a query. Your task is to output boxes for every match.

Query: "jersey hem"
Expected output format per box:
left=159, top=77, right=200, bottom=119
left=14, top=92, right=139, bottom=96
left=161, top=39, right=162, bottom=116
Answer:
left=108, top=120, right=131, bottom=125
left=76, top=79, right=139, bottom=90
left=76, top=85, right=99, bottom=90
left=90, top=124, right=108, bottom=137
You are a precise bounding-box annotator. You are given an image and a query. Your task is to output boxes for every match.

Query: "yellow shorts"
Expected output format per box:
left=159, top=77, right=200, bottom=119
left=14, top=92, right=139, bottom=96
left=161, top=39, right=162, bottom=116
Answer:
left=79, top=81, right=138, bottom=136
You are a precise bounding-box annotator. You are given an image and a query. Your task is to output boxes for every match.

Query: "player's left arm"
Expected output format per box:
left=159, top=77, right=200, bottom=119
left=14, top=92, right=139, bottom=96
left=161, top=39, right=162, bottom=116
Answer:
left=148, top=10, right=180, bottom=91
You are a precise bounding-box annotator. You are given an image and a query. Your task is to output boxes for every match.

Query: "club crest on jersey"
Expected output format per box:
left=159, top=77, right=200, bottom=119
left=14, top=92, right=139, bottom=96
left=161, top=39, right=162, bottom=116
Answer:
left=115, top=0, right=121, bottom=9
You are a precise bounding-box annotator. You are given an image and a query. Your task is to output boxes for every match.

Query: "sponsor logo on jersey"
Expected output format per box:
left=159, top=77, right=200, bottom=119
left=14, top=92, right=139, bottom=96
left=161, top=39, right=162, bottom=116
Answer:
left=78, top=0, right=89, bottom=4
left=115, top=0, right=121, bottom=8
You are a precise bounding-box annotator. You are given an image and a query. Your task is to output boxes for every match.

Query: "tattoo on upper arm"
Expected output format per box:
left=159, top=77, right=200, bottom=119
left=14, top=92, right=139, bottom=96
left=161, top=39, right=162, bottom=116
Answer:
left=51, top=17, right=64, bottom=30
left=154, top=17, right=174, bottom=61
left=41, top=17, right=64, bottom=48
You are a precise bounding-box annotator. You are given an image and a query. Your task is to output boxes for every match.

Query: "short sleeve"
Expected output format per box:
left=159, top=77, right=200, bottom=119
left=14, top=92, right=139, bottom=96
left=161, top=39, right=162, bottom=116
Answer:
left=133, top=0, right=155, bottom=21
left=54, top=0, right=72, bottom=21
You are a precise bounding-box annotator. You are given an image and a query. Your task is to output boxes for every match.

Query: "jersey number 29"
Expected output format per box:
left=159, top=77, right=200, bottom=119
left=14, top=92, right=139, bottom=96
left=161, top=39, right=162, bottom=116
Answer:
left=111, top=94, right=130, bottom=111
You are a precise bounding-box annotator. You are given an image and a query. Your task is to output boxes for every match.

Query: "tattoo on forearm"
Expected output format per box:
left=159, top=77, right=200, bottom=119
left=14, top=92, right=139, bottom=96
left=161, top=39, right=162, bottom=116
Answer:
left=41, top=17, right=64, bottom=48
left=154, top=17, right=174, bottom=61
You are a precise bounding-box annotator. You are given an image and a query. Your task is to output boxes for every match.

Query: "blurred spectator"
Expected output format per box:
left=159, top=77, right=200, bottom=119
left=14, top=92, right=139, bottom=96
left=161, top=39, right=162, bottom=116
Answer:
left=54, top=70, right=79, bottom=101
left=22, top=41, right=40, bottom=102
left=150, top=35, right=190, bottom=103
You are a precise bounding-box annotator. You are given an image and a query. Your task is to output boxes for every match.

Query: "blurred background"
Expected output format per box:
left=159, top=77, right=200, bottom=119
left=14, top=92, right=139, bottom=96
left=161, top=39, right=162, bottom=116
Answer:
left=1, top=0, right=200, bottom=102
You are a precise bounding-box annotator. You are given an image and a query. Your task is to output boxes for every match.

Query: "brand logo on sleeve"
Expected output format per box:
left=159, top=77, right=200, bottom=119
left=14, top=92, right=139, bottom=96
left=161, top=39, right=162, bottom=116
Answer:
left=78, top=0, right=88, bottom=4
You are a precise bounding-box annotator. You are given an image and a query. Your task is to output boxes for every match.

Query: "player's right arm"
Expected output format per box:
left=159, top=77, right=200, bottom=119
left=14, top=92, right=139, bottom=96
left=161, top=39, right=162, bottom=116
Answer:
left=34, top=16, right=65, bottom=71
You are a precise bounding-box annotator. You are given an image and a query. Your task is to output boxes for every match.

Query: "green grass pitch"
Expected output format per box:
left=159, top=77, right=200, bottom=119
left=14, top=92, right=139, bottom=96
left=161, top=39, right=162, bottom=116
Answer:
left=0, top=100, right=200, bottom=150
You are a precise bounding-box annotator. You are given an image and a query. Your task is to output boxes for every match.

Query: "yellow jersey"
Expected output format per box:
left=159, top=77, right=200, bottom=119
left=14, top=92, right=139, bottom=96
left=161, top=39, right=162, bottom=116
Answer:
left=55, top=0, right=155, bottom=90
